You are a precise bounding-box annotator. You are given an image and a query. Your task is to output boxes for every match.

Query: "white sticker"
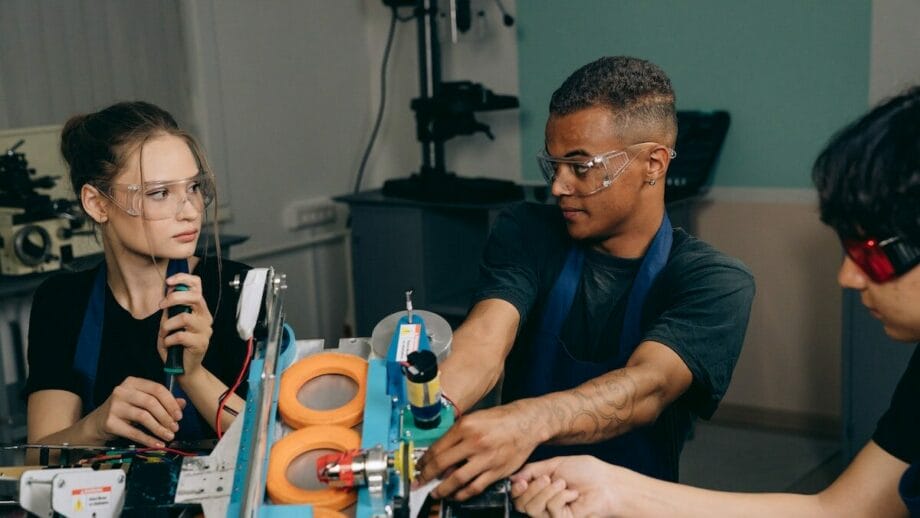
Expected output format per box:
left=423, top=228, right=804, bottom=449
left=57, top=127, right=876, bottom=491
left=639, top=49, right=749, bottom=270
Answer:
left=72, top=486, right=112, bottom=511
left=396, top=323, right=421, bottom=362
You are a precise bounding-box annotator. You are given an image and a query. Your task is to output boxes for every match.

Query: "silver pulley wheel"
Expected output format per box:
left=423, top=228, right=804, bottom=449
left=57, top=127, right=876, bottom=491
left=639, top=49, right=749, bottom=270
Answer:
left=370, top=309, right=453, bottom=362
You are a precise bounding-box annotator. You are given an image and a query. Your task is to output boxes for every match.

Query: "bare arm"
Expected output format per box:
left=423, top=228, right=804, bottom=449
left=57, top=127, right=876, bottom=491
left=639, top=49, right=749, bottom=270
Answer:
left=28, top=390, right=90, bottom=445
left=26, top=379, right=185, bottom=463
left=520, top=339, right=693, bottom=445
left=513, top=442, right=908, bottom=518
left=420, top=340, right=693, bottom=499
left=160, top=272, right=244, bottom=433
left=178, top=366, right=244, bottom=433
left=438, top=298, right=519, bottom=413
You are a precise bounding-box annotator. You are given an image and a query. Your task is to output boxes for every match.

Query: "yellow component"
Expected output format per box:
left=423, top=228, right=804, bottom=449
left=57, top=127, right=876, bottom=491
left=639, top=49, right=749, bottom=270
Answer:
left=406, top=376, right=440, bottom=408
left=394, top=441, right=416, bottom=482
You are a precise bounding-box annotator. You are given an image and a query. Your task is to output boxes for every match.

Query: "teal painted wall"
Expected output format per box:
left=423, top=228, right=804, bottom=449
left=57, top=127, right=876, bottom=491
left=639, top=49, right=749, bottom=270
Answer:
left=517, top=1, right=871, bottom=188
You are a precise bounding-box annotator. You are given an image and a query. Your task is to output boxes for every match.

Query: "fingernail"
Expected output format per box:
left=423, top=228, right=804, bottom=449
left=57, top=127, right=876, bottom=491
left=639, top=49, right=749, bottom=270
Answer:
left=166, top=432, right=175, bottom=440
left=172, top=423, right=179, bottom=431
left=175, top=412, right=183, bottom=420
left=156, top=442, right=165, bottom=448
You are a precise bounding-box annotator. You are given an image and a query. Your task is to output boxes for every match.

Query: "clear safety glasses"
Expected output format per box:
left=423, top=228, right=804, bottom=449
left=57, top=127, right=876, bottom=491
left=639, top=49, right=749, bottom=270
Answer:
left=536, top=142, right=676, bottom=197
left=96, top=172, right=215, bottom=221
left=842, top=235, right=920, bottom=283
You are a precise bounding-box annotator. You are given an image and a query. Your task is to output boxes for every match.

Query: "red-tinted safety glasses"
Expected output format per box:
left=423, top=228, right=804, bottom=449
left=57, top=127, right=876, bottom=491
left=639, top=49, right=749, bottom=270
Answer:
left=842, top=236, right=920, bottom=283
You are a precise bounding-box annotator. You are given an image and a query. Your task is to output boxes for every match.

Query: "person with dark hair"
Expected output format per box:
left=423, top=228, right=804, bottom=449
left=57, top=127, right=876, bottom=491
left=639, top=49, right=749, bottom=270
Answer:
left=415, top=57, right=755, bottom=500
left=25, top=101, right=251, bottom=449
left=510, top=86, right=920, bottom=517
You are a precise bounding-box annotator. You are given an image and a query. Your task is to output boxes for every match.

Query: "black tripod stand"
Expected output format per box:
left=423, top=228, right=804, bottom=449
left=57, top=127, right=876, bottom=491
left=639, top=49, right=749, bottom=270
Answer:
left=381, top=0, right=523, bottom=203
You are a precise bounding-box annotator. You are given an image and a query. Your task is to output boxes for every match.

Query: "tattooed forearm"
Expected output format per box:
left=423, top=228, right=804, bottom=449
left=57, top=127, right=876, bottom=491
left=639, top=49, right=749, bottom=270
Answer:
left=523, top=370, right=646, bottom=445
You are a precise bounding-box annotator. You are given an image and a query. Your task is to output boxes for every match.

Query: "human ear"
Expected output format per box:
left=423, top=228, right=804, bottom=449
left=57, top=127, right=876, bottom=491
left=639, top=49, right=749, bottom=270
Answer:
left=81, top=184, right=109, bottom=224
left=645, top=145, right=673, bottom=185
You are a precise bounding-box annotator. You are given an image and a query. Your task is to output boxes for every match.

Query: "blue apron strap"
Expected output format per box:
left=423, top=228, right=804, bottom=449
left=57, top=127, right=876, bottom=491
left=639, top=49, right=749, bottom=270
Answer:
left=536, top=246, right=585, bottom=339
left=74, top=265, right=107, bottom=415
left=615, top=213, right=673, bottom=364
left=899, top=463, right=920, bottom=515
left=525, top=213, right=677, bottom=478
left=524, top=246, right=584, bottom=396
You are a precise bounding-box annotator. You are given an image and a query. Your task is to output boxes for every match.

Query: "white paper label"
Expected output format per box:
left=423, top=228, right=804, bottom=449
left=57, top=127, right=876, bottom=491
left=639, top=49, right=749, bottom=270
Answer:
left=72, top=485, right=112, bottom=511
left=396, top=323, right=421, bottom=362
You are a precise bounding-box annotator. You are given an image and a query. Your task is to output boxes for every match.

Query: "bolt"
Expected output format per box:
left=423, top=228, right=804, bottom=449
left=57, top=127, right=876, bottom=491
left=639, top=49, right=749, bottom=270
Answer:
left=56, top=478, right=65, bottom=488
left=217, top=486, right=224, bottom=492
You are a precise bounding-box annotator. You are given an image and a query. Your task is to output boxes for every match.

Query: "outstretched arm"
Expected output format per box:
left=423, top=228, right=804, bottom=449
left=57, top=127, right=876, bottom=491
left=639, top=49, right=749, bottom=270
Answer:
left=511, top=442, right=909, bottom=518
left=437, top=298, right=520, bottom=413
left=419, top=340, right=693, bottom=500
left=526, top=340, right=692, bottom=445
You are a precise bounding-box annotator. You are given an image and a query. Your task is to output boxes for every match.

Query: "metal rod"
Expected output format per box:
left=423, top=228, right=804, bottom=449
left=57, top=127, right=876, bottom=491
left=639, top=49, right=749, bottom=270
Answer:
left=240, top=268, right=286, bottom=517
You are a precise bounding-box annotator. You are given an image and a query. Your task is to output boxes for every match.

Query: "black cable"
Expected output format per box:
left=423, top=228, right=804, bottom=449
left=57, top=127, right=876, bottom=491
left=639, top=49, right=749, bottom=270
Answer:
left=353, top=6, right=403, bottom=195
left=492, top=0, right=515, bottom=26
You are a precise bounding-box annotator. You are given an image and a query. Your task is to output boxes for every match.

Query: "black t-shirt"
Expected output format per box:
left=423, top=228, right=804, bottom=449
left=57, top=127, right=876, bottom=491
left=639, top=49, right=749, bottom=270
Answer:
left=873, top=344, right=920, bottom=465
left=474, top=202, right=755, bottom=420
left=24, top=257, right=251, bottom=439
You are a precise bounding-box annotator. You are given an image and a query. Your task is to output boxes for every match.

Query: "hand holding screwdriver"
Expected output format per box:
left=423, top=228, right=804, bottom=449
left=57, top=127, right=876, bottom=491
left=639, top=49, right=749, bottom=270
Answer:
left=158, top=273, right=215, bottom=395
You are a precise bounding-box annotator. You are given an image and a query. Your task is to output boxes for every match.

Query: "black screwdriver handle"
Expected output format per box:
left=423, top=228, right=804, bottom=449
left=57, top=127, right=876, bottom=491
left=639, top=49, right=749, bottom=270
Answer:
left=164, top=284, right=191, bottom=376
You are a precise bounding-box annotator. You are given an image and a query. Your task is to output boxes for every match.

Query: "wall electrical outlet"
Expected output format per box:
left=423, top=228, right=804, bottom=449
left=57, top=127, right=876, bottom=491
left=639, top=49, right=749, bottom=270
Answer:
left=283, top=198, right=338, bottom=231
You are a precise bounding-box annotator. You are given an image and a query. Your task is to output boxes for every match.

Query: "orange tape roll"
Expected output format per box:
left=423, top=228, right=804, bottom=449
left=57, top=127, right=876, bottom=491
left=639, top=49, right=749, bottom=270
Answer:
left=278, top=352, right=368, bottom=429
left=266, top=425, right=361, bottom=508
left=311, top=507, right=348, bottom=518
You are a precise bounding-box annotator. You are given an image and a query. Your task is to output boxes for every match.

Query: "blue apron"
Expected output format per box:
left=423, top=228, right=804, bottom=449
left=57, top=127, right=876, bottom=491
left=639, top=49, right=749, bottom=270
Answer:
left=521, top=213, right=676, bottom=480
left=899, top=464, right=920, bottom=516
left=72, top=259, right=206, bottom=441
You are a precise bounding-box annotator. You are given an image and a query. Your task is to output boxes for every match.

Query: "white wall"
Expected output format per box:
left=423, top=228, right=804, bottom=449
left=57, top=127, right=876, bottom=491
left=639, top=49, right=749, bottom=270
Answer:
left=695, top=191, right=842, bottom=428
left=870, top=0, right=920, bottom=103
left=181, top=0, right=521, bottom=340
left=360, top=0, right=522, bottom=189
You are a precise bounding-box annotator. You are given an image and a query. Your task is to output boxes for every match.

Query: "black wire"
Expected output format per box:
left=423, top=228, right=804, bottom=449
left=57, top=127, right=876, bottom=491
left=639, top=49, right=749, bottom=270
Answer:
left=353, top=6, right=402, bottom=195
left=492, top=0, right=515, bottom=26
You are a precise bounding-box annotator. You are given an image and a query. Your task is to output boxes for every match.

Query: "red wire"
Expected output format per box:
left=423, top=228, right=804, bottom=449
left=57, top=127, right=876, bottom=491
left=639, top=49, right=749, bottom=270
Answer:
left=442, top=392, right=462, bottom=419
left=79, top=445, right=195, bottom=465
left=216, top=337, right=253, bottom=438
left=135, top=446, right=196, bottom=456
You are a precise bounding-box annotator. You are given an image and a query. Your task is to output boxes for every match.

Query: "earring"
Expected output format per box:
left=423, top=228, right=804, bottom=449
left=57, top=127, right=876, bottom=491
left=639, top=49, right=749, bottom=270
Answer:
left=648, top=178, right=657, bottom=186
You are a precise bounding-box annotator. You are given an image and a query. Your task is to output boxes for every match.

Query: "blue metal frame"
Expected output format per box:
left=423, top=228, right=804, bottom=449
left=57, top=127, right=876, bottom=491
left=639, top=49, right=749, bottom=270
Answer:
left=227, top=325, right=316, bottom=518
